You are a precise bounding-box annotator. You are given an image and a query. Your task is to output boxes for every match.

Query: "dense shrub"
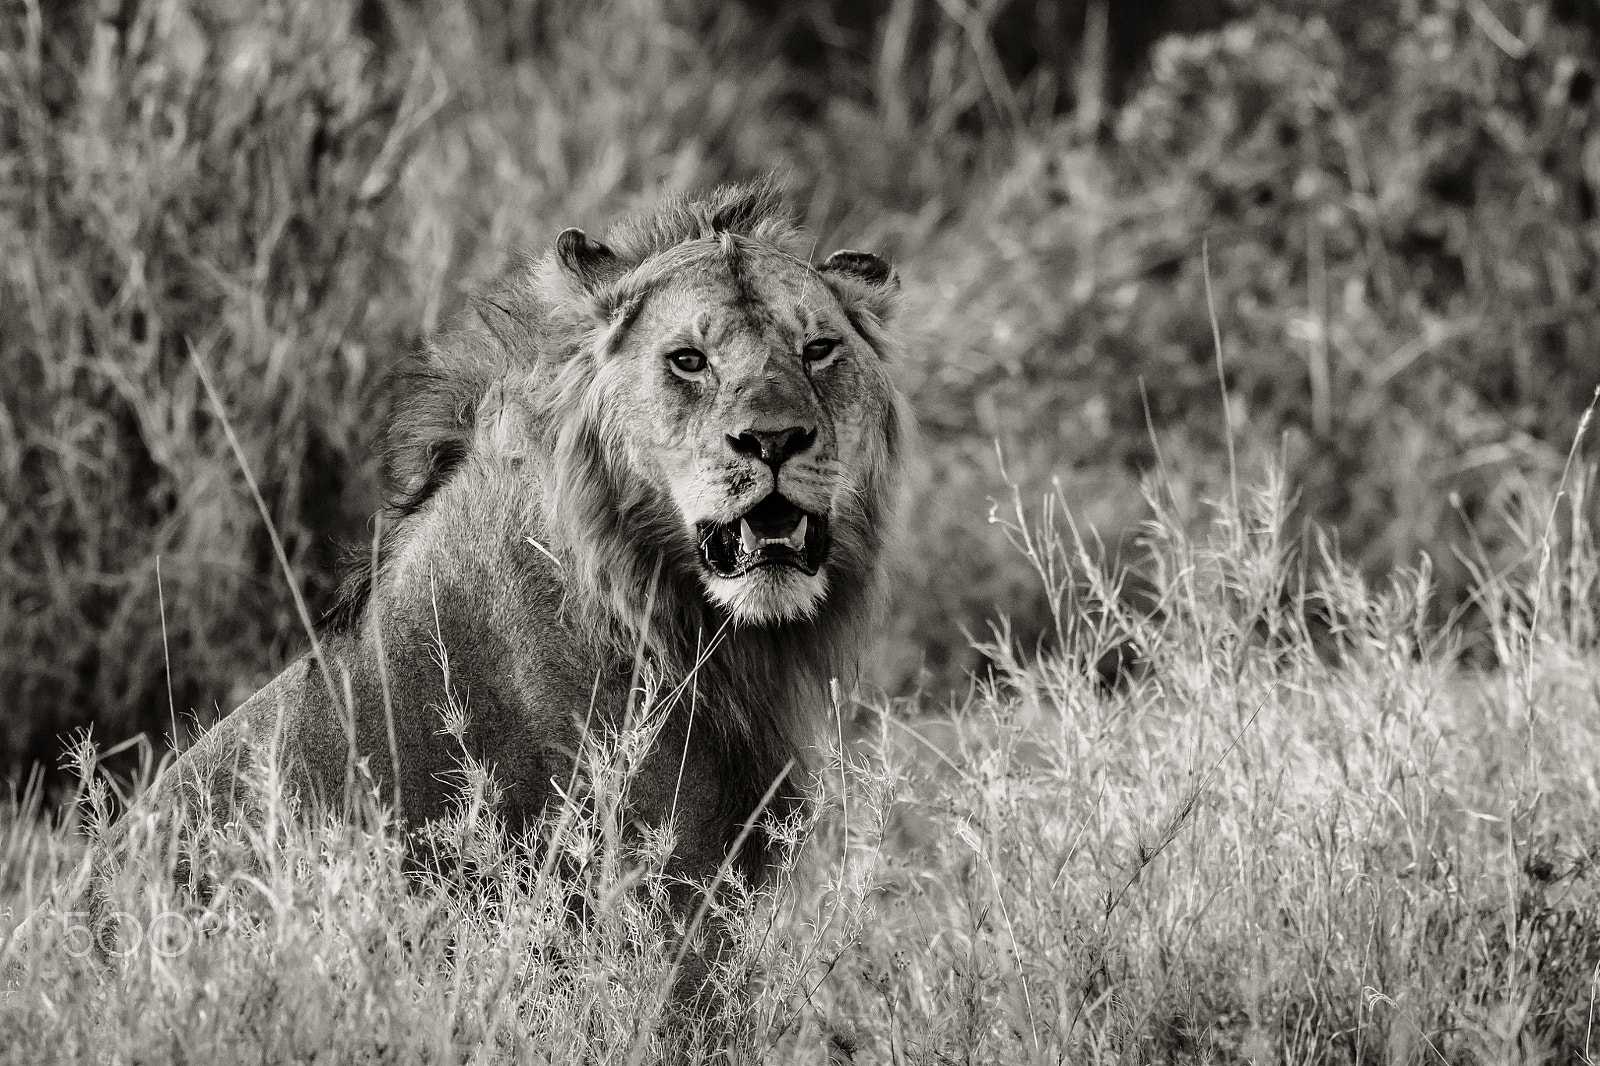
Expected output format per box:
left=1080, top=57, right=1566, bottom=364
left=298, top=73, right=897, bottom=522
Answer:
left=0, top=0, right=805, bottom=774
left=1, top=0, right=415, bottom=768
left=897, top=0, right=1600, bottom=683
left=3, top=0, right=1597, bottom=774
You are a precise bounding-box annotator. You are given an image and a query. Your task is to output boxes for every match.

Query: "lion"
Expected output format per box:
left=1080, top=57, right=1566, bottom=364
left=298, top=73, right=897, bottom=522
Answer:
left=78, top=178, right=907, bottom=984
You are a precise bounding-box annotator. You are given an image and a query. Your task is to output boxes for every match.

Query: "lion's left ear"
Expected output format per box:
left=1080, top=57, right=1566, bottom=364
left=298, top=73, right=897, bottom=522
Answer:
left=819, top=249, right=899, bottom=322
left=556, top=227, right=624, bottom=292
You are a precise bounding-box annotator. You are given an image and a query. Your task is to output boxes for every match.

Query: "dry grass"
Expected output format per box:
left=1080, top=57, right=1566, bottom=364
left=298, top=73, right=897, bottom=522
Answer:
left=0, top=666, right=895, bottom=1063
left=849, top=455, right=1600, bottom=1064
left=6, top=446, right=1600, bottom=1063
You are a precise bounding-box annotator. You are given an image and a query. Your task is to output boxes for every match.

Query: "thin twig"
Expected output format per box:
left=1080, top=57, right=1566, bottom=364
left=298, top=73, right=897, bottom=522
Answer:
left=371, top=513, right=402, bottom=816
left=1202, top=240, right=1241, bottom=532
left=189, top=341, right=341, bottom=733
left=155, top=556, right=178, bottom=751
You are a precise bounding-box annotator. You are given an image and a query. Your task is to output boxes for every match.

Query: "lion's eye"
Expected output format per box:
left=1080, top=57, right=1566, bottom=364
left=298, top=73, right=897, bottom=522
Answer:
left=802, top=338, right=839, bottom=365
left=667, top=348, right=707, bottom=375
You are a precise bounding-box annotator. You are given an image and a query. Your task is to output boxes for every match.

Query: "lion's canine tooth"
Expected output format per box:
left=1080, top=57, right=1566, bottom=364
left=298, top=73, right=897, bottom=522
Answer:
left=740, top=518, right=759, bottom=554
left=788, top=514, right=809, bottom=549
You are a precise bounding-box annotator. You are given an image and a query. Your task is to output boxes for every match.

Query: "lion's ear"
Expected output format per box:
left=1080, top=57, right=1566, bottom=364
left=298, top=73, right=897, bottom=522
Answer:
left=819, top=249, right=900, bottom=322
left=556, top=227, right=624, bottom=292
left=821, top=250, right=894, bottom=288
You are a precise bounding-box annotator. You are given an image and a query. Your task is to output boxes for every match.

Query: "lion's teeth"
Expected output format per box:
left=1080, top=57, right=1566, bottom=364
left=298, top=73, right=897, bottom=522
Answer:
left=740, top=514, right=809, bottom=553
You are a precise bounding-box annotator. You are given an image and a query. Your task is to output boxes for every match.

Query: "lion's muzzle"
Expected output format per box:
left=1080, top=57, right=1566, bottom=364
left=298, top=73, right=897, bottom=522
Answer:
left=697, top=493, right=829, bottom=578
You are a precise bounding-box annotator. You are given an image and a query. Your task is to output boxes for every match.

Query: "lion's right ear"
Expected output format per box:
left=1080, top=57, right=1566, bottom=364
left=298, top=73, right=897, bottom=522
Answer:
left=556, top=228, right=624, bottom=292
left=819, top=249, right=900, bottom=323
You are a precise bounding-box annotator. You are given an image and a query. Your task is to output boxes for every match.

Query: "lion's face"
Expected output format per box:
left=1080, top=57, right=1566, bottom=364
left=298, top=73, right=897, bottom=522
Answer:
left=593, top=238, right=900, bottom=625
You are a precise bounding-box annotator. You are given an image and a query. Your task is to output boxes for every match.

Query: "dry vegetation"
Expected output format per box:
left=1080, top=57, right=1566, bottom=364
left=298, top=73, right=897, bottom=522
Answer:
left=5, top=453, right=1600, bottom=1063
left=4, top=0, right=1600, bottom=1062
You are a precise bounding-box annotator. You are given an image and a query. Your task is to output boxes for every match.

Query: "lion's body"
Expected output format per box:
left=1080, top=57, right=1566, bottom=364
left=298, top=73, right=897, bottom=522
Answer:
left=180, top=451, right=761, bottom=886
left=117, top=179, right=908, bottom=898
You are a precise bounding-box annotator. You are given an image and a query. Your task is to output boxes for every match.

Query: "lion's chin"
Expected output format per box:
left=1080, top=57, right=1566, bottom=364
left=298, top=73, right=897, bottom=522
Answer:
left=702, top=566, right=829, bottom=625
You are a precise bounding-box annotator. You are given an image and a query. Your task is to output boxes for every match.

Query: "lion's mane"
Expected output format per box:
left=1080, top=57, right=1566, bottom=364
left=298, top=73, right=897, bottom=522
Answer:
left=328, top=177, right=908, bottom=802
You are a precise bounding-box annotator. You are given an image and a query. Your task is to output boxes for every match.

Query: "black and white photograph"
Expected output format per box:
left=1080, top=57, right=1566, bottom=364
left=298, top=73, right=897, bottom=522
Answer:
left=3, top=0, right=1599, bottom=1061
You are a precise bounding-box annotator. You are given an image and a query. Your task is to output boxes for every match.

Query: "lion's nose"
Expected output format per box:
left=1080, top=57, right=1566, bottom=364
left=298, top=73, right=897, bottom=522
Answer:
left=727, top=426, right=817, bottom=469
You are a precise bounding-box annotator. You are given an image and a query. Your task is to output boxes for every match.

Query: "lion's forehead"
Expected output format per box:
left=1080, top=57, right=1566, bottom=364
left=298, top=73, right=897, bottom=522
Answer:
left=641, top=245, right=834, bottom=333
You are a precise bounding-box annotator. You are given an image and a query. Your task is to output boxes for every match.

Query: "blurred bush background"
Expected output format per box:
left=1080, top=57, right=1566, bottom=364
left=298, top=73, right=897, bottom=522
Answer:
left=2, top=0, right=1597, bottom=781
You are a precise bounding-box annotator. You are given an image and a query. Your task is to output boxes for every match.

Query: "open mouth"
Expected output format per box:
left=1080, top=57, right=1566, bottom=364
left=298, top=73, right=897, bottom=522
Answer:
left=697, top=494, right=829, bottom=578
